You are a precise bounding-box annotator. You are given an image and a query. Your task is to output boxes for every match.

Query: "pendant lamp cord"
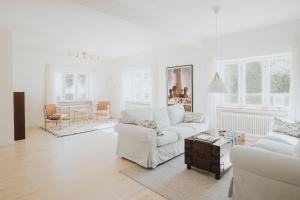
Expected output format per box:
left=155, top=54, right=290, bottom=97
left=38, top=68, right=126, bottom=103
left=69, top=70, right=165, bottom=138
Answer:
left=213, top=6, right=220, bottom=68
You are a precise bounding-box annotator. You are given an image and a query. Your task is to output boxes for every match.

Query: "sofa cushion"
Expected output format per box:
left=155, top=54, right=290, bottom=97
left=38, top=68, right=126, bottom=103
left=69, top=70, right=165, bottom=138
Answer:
left=157, top=130, right=179, bottom=147
left=162, top=126, right=195, bottom=139
left=167, top=104, right=185, bottom=125
left=265, top=132, right=298, bottom=146
left=121, top=108, right=153, bottom=124
left=152, top=108, right=171, bottom=128
left=177, top=123, right=208, bottom=133
left=47, top=114, right=61, bottom=120
left=252, top=138, right=295, bottom=156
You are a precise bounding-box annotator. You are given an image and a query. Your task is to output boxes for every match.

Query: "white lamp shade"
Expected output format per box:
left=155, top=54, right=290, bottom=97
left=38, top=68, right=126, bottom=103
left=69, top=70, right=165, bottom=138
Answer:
left=207, top=72, right=227, bottom=93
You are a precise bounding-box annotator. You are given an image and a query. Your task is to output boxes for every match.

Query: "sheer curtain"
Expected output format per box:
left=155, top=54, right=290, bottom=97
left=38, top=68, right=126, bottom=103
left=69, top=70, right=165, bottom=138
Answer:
left=289, top=45, right=300, bottom=120
left=121, top=68, right=153, bottom=110
left=45, top=64, right=58, bottom=104
left=206, top=59, right=223, bottom=128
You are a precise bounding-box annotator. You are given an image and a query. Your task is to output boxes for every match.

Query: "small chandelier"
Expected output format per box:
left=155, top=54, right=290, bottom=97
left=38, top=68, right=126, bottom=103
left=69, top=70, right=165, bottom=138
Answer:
left=68, top=51, right=100, bottom=61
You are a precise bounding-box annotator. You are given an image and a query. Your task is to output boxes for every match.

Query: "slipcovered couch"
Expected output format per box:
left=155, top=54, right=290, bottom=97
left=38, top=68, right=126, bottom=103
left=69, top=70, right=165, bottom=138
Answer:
left=115, top=104, right=209, bottom=168
left=231, top=132, right=300, bottom=200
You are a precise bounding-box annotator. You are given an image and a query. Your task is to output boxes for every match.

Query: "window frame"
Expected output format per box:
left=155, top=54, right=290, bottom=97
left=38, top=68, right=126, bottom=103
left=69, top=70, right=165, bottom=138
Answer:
left=219, top=53, right=291, bottom=110
left=122, top=69, right=153, bottom=108
left=56, top=72, right=89, bottom=102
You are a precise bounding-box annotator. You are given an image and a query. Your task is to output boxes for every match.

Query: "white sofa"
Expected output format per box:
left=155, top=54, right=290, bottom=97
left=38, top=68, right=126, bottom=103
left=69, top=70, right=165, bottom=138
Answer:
left=231, top=132, right=300, bottom=200
left=115, top=104, right=209, bottom=168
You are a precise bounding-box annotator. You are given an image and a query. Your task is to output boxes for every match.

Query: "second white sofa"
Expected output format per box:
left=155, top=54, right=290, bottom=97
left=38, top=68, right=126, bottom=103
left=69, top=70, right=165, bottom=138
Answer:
left=231, top=132, right=300, bottom=200
left=115, top=104, right=209, bottom=168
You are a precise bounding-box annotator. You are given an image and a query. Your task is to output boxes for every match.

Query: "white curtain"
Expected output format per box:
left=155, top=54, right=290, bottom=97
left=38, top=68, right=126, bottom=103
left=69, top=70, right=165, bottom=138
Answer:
left=121, top=68, right=153, bottom=110
left=45, top=64, right=58, bottom=104
left=121, top=71, right=131, bottom=109
left=206, top=58, right=223, bottom=128
left=289, top=45, right=300, bottom=120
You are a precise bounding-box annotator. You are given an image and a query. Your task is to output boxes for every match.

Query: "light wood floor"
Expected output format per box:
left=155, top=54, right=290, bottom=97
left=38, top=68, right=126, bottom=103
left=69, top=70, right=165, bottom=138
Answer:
left=0, top=127, right=166, bottom=200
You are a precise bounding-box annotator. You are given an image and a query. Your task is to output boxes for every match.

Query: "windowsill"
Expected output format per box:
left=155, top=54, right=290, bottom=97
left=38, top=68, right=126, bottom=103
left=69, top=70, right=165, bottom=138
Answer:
left=216, top=104, right=288, bottom=116
left=56, top=100, right=91, bottom=103
left=125, top=100, right=152, bottom=105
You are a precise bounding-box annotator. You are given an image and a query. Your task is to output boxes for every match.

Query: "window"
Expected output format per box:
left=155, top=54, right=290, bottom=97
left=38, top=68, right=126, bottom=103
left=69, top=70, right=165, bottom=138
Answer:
left=55, top=73, right=89, bottom=101
left=223, top=64, right=238, bottom=104
left=220, top=53, right=291, bottom=109
left=122, top=69, right=152, bottom=108
left=269, top=59, right=290, bottom=107
left=245, top=62, right=262, bottom=105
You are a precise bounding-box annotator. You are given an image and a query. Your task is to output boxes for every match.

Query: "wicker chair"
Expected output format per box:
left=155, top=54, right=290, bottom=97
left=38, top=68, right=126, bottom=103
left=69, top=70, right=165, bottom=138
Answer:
left=44, top=104, right=70, bottom=129
left=94, top=101, right=110, bottom=120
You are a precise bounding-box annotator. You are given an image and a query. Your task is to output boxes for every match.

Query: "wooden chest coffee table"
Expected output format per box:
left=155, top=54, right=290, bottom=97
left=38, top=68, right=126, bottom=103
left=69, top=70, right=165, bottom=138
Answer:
left=185, top=131, right=245, bottom=179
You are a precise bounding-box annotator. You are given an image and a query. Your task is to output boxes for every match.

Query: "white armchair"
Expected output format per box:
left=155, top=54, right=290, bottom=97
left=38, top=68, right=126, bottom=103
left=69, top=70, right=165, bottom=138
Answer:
left=231, top=133, right=300, bottom=200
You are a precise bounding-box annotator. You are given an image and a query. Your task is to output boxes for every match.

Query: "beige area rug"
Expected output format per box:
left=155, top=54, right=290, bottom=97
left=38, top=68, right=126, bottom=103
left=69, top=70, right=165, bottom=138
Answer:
left=121, top=155, right=232, bottom=200
left=45, top=122, right=116, bottom=137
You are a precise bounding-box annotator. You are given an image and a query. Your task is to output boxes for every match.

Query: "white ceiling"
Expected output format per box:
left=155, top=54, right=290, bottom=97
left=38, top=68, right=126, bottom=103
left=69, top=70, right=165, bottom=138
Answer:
left=1, top=0, right=300, bottom=58
left=0, top=0, right=180, bottom=58
left=71, top=0, right=300, bottom=38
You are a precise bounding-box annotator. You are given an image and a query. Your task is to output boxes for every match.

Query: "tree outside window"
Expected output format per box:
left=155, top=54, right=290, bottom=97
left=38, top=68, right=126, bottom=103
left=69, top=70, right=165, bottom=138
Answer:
left=220, top=53, right=291, bottom=109
left=270, top=59, right=290, bottom=107
left=223, top=64, right=238, bottom=104
left=245, top=62, right=262, bottom=105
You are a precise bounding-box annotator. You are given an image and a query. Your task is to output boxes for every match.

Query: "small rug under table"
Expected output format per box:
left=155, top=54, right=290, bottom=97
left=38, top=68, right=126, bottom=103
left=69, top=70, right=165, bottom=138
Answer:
left=120, top=155, right=232, bottom=200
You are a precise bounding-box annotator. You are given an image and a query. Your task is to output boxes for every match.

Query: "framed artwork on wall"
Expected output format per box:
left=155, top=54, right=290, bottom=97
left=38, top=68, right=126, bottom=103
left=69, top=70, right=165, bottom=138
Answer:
left=166, top=64, right=193, bottom=112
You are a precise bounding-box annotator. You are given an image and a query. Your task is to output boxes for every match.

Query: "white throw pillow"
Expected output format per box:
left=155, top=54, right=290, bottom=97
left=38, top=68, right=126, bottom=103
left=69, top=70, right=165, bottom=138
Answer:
left=272, top=117, right=300, bottom=138
left=152, top=108, right=171, bottom=128
left=183, top=112, right=206, bottom=123
left=295, top=140, right=300, bottom=157
left=167, top=104, right=185, bottom=125
left=121, top=108, right=153, bottom=124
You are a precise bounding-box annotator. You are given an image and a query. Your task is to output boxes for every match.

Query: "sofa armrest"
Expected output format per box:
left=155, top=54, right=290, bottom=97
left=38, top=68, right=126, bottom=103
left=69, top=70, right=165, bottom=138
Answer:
left=115, top=123, right=157, bottom=144
left=231, top=146, right=300, bottom=187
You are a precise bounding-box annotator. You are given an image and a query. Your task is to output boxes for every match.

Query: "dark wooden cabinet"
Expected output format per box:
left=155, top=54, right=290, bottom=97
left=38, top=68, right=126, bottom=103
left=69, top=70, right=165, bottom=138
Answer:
left=185, top=132, right=245, bottom=179
left=14, top=92, right=25, bottom=140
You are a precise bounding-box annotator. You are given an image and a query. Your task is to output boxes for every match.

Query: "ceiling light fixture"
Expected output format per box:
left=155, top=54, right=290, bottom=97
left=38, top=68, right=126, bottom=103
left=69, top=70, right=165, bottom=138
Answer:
left=68, top=51, right=100, bottom=61
left=207, top=6, right=227, bottom=93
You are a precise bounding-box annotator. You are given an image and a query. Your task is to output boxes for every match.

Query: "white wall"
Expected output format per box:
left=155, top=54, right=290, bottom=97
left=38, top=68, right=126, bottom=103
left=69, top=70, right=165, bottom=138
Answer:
left=206, top=19, right=300, bottom=61
left=107, top=46, right=212, bottom=118
left=13, top=33, right=110, bottom=127
left=201, top=20, right=300, bottom=126
left=10, top=20, right=300, bottom=127
left=13, top=34, right=51, bottom=128
left=0, top=30, right=14, bottom=146
left=106, top=20, right=300, bottom=126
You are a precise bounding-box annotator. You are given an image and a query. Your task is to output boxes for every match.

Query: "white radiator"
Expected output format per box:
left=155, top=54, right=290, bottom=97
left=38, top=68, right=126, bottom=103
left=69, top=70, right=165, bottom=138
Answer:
left=217, top=108, right=288, bottom=137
